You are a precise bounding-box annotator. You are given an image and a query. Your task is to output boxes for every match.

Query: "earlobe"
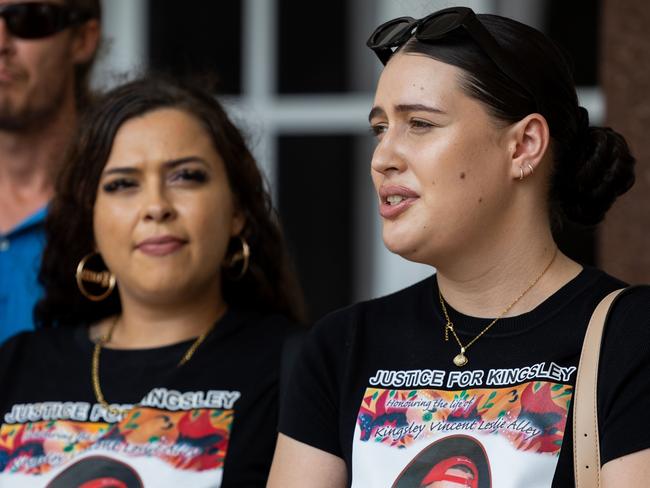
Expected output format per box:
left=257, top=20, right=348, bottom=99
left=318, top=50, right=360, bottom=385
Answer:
left=508, top=113, right=550, bottom=181
left=517, top=161, right=535, bottom=181
left=230, top=212, right=246, bottom=237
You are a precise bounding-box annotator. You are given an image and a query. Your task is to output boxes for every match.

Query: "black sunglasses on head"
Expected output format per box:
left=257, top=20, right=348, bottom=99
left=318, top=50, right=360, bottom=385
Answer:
left=0, top=2, right=90, bottom=39
left=367, top=7, right=536, bottom=105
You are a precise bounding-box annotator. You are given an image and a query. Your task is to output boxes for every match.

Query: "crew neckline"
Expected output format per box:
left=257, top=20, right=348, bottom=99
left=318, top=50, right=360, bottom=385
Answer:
left=424, top=266, right=607, bottom=338
left=74, top=306, right=245, bottom=357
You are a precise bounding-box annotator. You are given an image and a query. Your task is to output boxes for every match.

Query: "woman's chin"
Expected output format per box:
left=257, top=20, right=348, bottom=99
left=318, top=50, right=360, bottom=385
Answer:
left=383, top=235, right=422, bottom=261
left=122, top=280, right=195, bottom=305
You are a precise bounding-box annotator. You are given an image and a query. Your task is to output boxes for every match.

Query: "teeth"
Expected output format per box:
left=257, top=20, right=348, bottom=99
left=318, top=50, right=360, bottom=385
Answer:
left=387, top=195, right=406, bottom=205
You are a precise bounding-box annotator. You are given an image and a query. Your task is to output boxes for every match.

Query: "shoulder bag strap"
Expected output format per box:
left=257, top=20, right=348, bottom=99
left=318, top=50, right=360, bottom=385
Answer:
left=573, top=287, right=626, bottom=488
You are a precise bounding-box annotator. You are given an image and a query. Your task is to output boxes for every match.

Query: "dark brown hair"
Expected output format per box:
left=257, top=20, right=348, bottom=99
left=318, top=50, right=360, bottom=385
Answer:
left=65, top=0, right=102, bottom=108
left=399, top=13, right=635, bottom=226
left=35, top=76, right=306, bottom=327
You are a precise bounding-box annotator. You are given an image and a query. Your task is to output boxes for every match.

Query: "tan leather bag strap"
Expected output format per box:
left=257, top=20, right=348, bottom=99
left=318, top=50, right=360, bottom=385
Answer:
left=573, top=288, right=626, bottom=487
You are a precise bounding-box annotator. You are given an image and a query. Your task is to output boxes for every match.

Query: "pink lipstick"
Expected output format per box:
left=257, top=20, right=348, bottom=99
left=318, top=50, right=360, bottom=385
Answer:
left=378, top=185, right=419, bottom=219
left=136, top=235, right=187, bottom=257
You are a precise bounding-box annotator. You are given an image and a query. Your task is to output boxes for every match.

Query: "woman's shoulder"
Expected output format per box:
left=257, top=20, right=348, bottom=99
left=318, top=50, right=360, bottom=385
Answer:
left=0, top=331, right=33, bottom=366
left=595, top=282, right=649, bottom=371
left=233, top=308, right=301, bottom=334
left=1, top=326, right=78, bottom=354
left=581, top=266, right=649, bottom=319
left=0, top=327, right=81, bottom=380
left=255, top=311, right=301, bottom=333
left=309, top=275, right=435, bottom=339
left=224, top=308, right=305, bottom=351
left=608, top=284, right=650, bottom=325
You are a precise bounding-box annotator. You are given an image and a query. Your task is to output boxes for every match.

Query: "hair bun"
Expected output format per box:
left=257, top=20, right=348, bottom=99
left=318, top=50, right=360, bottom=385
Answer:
left=558, top=126, right=635, bottom=225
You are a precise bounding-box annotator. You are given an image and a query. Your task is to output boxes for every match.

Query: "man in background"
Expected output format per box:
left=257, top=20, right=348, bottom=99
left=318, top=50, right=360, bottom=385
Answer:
left=0, top=0, right=101, bottom=341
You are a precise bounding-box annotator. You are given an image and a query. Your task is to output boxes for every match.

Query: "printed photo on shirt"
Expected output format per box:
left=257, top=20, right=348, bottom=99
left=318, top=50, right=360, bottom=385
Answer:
left=392, top=434, right=490, bottom=488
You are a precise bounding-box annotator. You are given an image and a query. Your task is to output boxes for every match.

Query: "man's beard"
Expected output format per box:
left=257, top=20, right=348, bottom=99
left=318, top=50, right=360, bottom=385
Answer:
left=0, top=86, right=67, bottom=132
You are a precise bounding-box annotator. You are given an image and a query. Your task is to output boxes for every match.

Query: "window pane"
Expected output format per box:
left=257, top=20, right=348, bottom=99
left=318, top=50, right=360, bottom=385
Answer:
left=278, top=0, right=350, bottom=93
left=148, top=0, right=242, bottom=94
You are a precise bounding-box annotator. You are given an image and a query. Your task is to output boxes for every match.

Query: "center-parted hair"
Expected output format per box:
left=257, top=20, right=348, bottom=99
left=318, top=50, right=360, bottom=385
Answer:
left=35, top=76, right=305, bottom=327
left=399, top=14, right=635, bottom=226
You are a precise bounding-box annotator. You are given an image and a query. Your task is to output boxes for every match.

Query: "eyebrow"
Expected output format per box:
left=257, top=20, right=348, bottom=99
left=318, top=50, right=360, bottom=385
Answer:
left=368, top=104, right=446, bottom=122
left=101, top=156, right=209, bottom=176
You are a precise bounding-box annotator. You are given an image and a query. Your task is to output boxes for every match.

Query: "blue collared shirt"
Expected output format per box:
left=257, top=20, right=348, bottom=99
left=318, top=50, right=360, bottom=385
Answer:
left=0, top=207, right=46, bottom=343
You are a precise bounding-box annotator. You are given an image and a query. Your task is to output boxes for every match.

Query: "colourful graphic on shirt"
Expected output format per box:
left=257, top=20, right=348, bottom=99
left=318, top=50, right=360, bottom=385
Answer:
left=0, top=406, right=234, bottom=476
left=358, top=382, right=571, bottom=453
left=352, top=380, right=573, bottom=487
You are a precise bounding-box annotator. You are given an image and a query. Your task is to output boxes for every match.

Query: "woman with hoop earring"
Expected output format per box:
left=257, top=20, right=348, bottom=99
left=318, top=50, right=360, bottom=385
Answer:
left=0, top=77, right=304, bottom=487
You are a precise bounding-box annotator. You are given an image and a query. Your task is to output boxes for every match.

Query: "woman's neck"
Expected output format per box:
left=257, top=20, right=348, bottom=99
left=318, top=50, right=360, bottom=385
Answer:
left=93, top=288, right=227, bottom=349
left=434, top=227, right=582, bottom=319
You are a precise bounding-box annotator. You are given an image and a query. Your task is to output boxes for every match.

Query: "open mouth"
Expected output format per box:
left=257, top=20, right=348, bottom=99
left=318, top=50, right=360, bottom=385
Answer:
left=385, top=195, right=409, bottom=205
left=378, top=186, right=419, bottom=218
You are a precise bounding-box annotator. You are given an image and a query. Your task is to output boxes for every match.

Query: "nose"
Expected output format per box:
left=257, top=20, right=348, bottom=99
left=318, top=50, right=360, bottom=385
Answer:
left=142, top=185, right=176, bottom=223
left=371, top=129, right=407, bottom=176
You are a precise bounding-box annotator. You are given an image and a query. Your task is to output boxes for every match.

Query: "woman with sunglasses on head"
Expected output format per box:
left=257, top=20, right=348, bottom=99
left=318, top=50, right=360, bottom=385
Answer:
left=269, top=7, right=650, bottom=487
left=0, top=77, right=304, bottom=487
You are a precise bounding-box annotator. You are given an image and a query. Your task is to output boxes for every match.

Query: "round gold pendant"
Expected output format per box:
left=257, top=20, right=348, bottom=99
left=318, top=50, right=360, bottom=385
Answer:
left=453, top=353, right=468, bottom=367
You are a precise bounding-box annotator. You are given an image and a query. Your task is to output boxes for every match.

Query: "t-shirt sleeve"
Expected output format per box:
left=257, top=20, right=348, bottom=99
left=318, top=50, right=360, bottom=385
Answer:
left=0, top=332, right=29, bottom=373
left=278, top=312, right=349, bottom=459
left=0, top=332, right=30, bottom=411
left=598, top=286, right=650, bottom=464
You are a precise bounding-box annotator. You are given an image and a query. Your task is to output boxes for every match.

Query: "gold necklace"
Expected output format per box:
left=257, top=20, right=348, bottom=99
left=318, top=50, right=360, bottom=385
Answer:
left=91, top=316, right=216, bottom=416
left=439, top=248, right=558, bottom=367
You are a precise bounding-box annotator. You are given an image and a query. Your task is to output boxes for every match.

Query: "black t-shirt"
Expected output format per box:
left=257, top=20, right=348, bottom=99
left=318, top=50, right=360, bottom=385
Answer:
left=0, top=308, right=296, bottom=487
left=280, top=267, right=650, bottom=487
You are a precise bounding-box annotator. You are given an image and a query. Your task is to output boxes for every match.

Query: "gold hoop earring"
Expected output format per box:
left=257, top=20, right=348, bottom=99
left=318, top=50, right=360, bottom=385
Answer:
left=226, top=236, right=250, bottom=280
left=75, top=252, right=116, bottom=301
left=527, top=163, right=534, bottom=176
left=519, top=166, right=525, bottom=181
